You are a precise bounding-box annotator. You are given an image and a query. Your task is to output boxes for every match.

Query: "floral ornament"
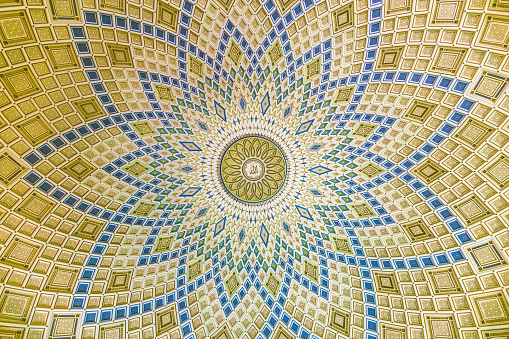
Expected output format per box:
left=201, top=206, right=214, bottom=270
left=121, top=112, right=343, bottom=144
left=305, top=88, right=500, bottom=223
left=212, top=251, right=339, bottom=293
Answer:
left=220, top=136, right=287, bottom=204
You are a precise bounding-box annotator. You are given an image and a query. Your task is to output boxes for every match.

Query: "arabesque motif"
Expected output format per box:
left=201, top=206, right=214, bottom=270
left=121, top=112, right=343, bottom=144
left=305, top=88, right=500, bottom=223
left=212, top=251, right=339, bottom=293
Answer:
left=220, top=136, right=287, bottom=204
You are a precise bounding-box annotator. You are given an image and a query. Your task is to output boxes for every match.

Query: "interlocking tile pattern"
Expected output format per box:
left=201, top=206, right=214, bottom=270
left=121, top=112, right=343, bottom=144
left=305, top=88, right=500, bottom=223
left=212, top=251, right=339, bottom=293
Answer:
left=0, top=0, right=508, bottom=338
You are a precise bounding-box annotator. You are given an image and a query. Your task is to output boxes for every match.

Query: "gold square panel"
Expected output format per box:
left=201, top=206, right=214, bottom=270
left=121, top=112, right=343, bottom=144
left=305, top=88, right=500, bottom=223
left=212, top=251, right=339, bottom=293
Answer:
left=99, top=322, right=125, bottom=339
left=105, top=43, right=133, bottom=68
left=72, top=217, right=106, bottom=241
left=62, top=156, right=97, bottom=181
left=334, top=86, right=354, bottom=103
left=99, top=0, right=126, bottom=14
left=0, top=326, right=25, bottom=339
left=453, top=118, right=495, bottom=149
left=130, top=121, right=158, bottom=137
left=211, top=324, right=235, bottom=339
left=385, top=0, right=413, bottom=16
left=430, top=0, right=465, bottom=25
left=155, top=305, right=178, bottom=336
left=187, top=257, right=203, bottom=281
left=264, top=270, right=282, bottom=298
left=488, top=0, right=509, bottom=11
left=468, top=241, right=507, bottom=270
left=0, top=10, right=36, bottom=47
left=226, top=41, right=243, bottom=67
left=224, top=270, right=241, bottom=298
left=331, top=236, right=353, bottom=254
left=305, top=58, right=321, bottom=81
left=15, top=114, right=55, bottom=146
left=425, top=315, right=460, bottom=339
left=0, top=151, right=26, bottom=186
left=189, top=55, right=204, bottom=78
left=273, top=0, right=299, bottom=13
left=106, top=270, right=133, bottom=293
left=376, top=47, right=404, bottom=70
left=373, top=271, right=401, bottom=294
left=403, top=100, right=437, bottom=123
left=401, top=219, right=435, bottom=242
left=15, top=192, right=55, bottom=222
left=0, top=66, right=42, bottom=101
left=481, top=329, right=509, bottom=338
left=0, top=0, right=23, bottom=7
left=453, top=194, right=493, bottom=225
left=431, top=47, right=466, bottom=75
left=0, top=236, right=41, bottom=270
left=272, top=323, right=296, bottom=339
left=380, top=324, right=407, bottom=339
left=49, top=314, right=79, bottom=339
left=44, top=265, right=79, bottom=292
left=482, top=155, right=509, bottom=189
left=156, top=1, right=179, bottom=32
left=411, top=159, right=448, bottom=184
left=472, top=72, right=509, bottom=101
left=350, top=202, right=377, bottom=218
left=351, top=123, right=378, bottom=138
left=48, top=0, right=79, bottom=20
left=131, top=200, right=157, bottom=217
left=0, top=288, right=35, bottom=324
left=154, top=84, right=175, bottom=103
left=303, top=257, right=319, bottom=283
left=426, top=268, right=463, bottom=294
left=332, top=3, right=354, bottom=33
left=477, top=15, right=509, bottom=51
left=470, top=292, right=509, bottom=326
left=44, top=43, right=79, bottom=71
left=122, top=159, right=152, bottom=177
left=72, top=97, right=107, bottom=122
left=153, top=235, right=175, bottom=253
left=328, top=306, right=350, bottom=337
left=267, top=40, right=284, bottom=66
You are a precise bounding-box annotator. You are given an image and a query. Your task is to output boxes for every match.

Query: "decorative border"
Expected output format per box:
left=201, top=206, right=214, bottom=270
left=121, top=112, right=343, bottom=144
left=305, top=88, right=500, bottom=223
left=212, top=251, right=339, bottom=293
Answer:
left=217, top=134, right=289, bottom=206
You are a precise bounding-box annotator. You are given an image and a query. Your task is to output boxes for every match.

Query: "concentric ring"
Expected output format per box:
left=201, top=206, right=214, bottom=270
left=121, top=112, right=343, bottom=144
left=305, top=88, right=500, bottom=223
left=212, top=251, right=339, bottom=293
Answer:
left=219, top=135, right=288, bottom=204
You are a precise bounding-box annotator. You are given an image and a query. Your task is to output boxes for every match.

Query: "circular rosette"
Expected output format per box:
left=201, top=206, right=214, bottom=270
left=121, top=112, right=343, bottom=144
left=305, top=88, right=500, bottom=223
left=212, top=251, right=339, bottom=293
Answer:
left=219, top=136, right=287, bottom=204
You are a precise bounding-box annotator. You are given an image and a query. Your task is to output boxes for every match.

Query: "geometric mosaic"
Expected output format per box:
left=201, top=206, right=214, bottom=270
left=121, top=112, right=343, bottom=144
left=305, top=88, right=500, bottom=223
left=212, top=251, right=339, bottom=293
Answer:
left=0, top=0, right=508, bottom=338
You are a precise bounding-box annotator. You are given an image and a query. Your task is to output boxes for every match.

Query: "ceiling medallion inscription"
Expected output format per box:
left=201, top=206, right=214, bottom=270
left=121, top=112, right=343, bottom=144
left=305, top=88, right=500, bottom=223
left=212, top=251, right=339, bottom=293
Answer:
left=219, top=136, right=287, bottom=204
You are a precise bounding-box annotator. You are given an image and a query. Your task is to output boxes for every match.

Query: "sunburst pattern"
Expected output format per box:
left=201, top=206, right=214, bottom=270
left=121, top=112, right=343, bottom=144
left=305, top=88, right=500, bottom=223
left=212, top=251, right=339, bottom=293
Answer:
left=220, top=136, right=287, bottom=204
left=0, top=0, right=508, bottom=338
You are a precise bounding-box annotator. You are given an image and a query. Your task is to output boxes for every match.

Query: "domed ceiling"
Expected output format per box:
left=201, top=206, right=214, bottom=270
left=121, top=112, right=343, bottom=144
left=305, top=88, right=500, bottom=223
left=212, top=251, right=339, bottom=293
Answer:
left=0, top=0, right=509, bottom=338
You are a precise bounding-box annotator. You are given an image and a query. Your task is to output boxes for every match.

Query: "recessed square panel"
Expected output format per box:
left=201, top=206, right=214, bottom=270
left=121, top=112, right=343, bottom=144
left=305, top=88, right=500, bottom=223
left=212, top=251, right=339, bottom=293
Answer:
left=156, top=0, right=179, bottom=31
left=401, top=219, right=435, bottom=242
left=0, top=289, right=35, bottom=324
left=0, top=66, right=42, bottom=100
left=72, top=97, right=107, bottom=122
left=332, top=3, right=354, bottom=33
left=431, top=47, right=466, bottom=75
left=0, top=10, right=36, bottom=47
left=471, top=292, right=509, bottom=326
left=426, top=268, right=463, bottom=294
left=376, top=47, right=404, bottom=70
left=411, top=159, right=447, bottom=184
left=99, top=0, right=126, bottom=14
left=472, top=72, right=509, bottom=101
left=425, top=315, right=460, bottom=339
left=468, top=241, right=507, bottom=270
left=453, top=118, right=494, bottom=149
left=431, top=0, right=465, bottom=25
left=106, top=270, right=133, bottom=293
left=328, top=306, right=350, bottom=337
left=477, top=15, right=509, bottom=51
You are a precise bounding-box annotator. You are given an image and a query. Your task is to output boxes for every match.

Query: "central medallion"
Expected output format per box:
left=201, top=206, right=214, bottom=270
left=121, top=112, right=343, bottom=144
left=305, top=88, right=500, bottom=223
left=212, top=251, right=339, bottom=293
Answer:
left=219, top=136, right=287, bottom=204
left=243, top=159, right=265, bottom=180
